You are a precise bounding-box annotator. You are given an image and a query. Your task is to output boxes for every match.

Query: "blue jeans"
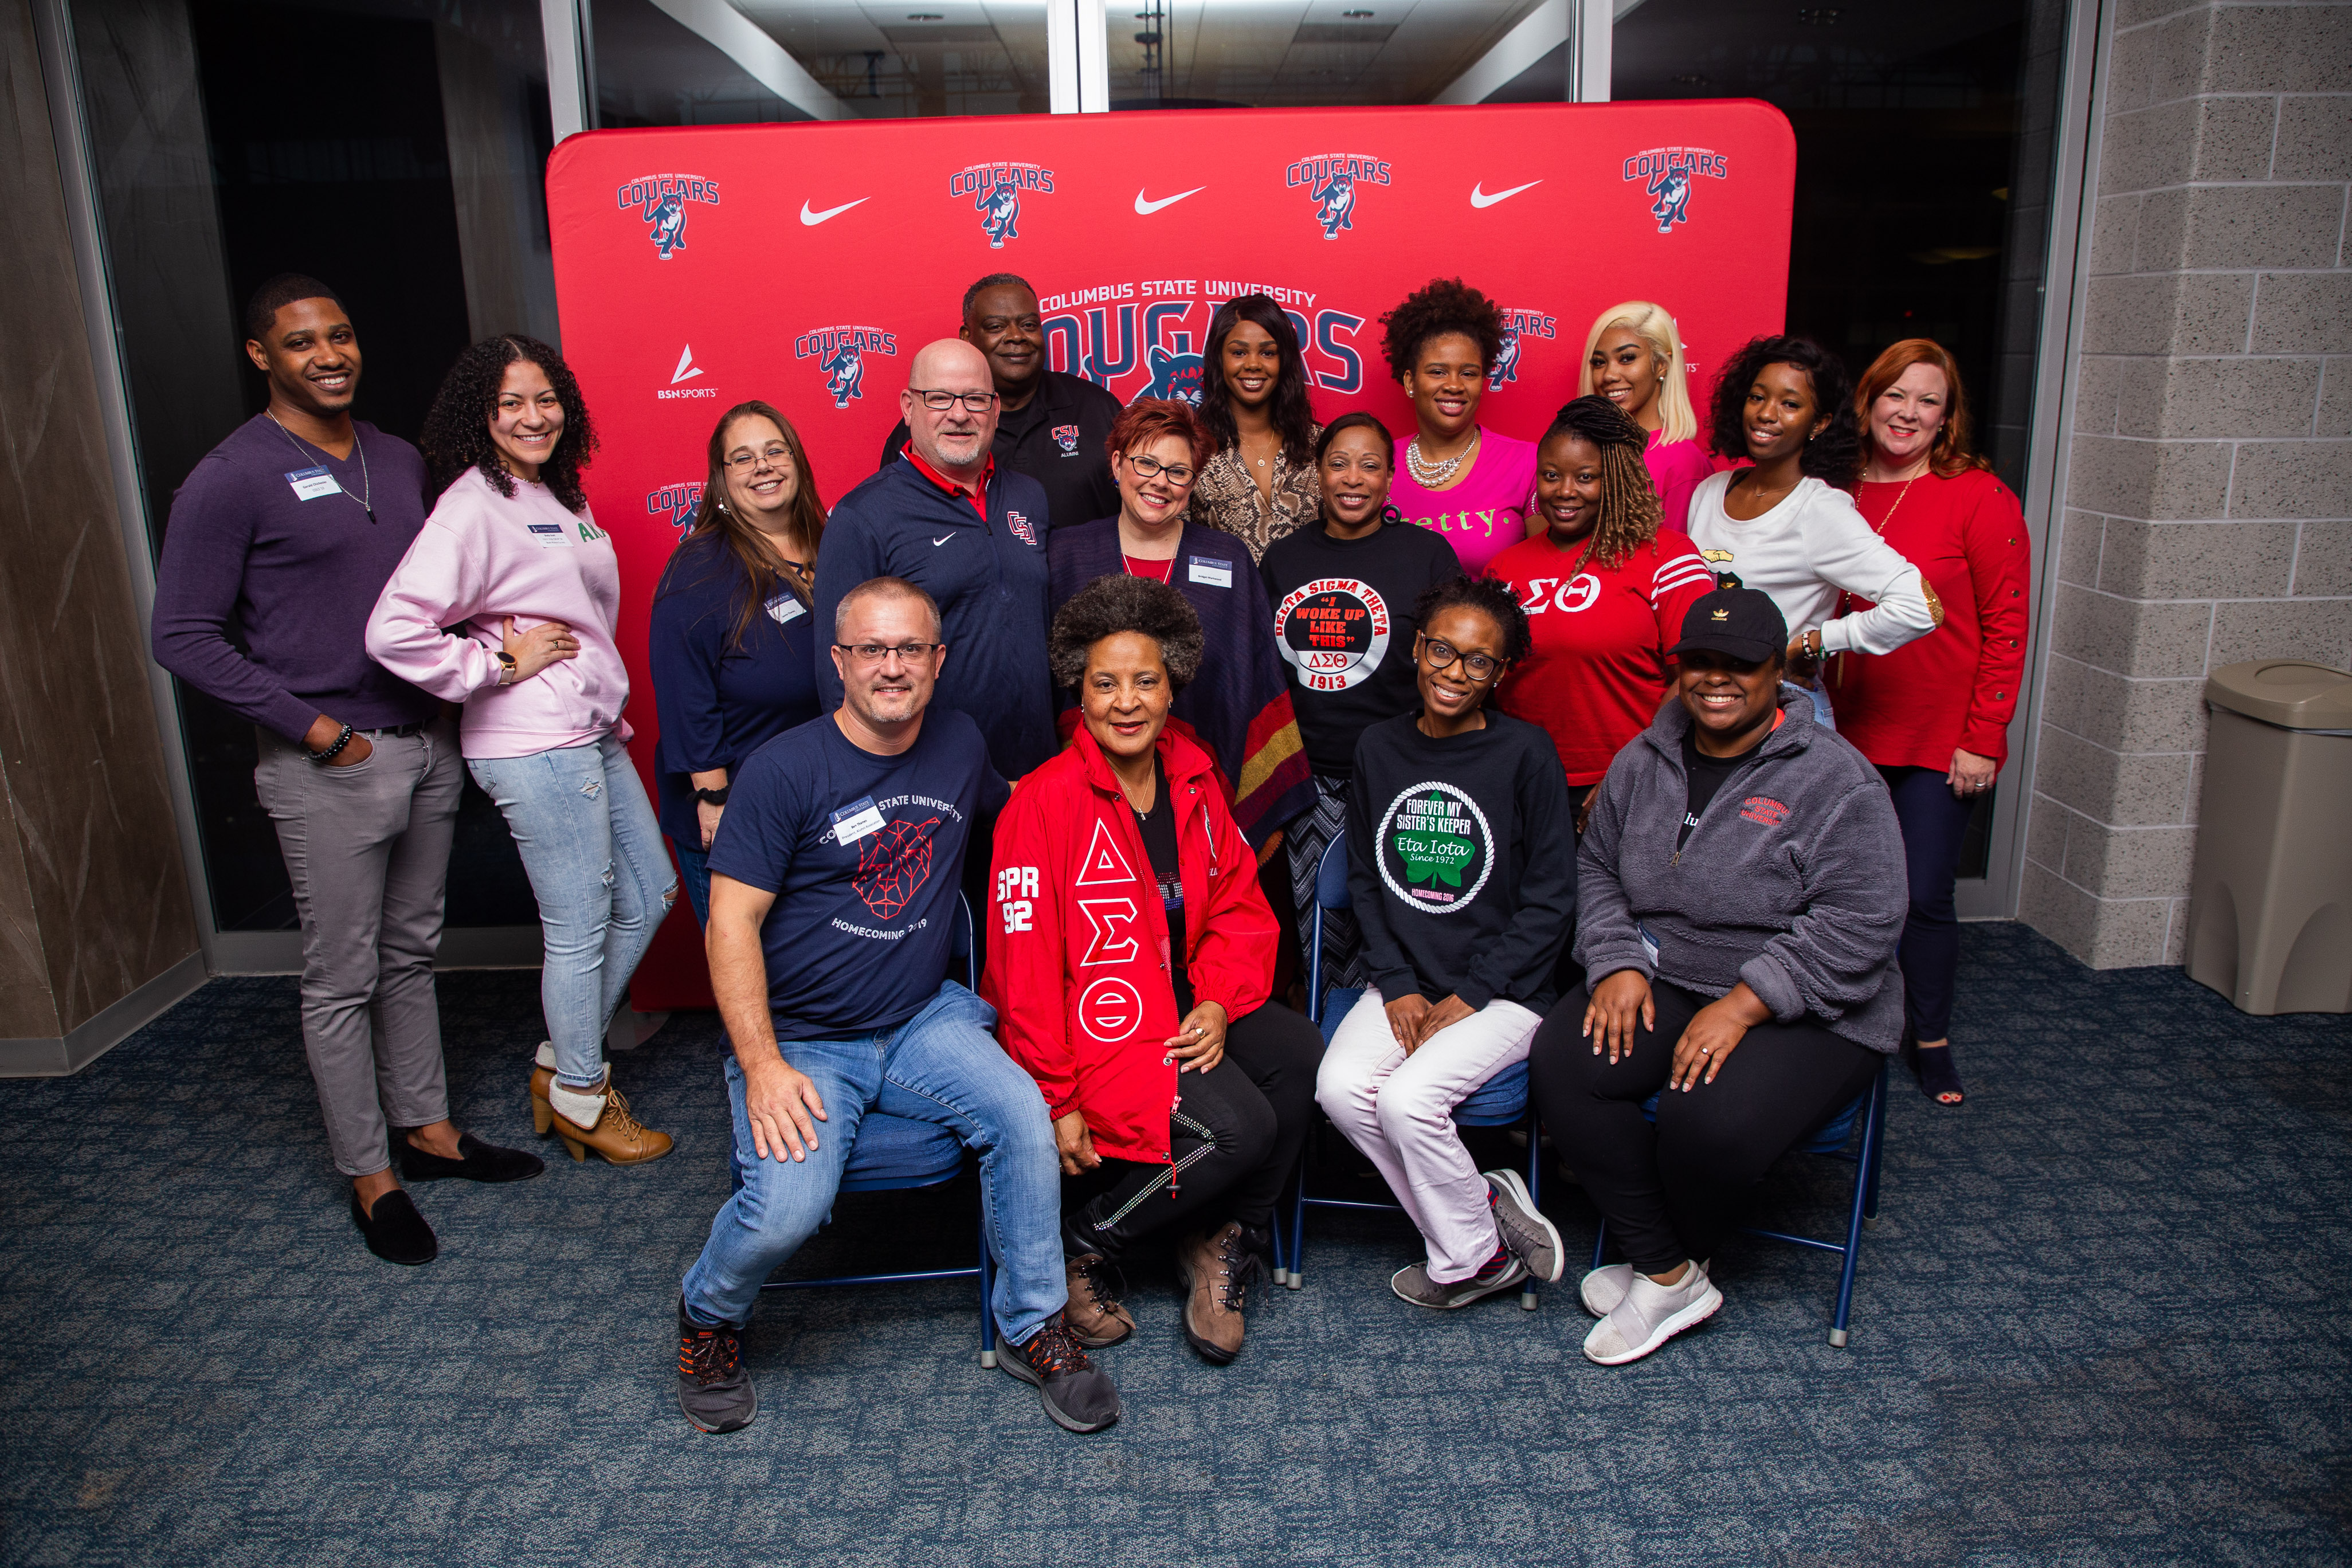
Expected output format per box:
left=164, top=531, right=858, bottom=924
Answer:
left=679, top=982, right=1067, bottom=1343
left=672, top=841, right=711, bottom=927
left=1784, top=679, right=1836, bottom=730
left=468, top=732, right=676, bottom=1089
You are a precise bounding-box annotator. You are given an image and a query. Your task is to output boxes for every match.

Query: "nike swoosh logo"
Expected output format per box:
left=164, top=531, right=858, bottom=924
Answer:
left=1469, top=179, right=1542, bottom=209
left=932, top=534, right=957, bottom=547
left=1134, top=186, right=1205, bottom=215
left=799, top=197, right=869, bottom=226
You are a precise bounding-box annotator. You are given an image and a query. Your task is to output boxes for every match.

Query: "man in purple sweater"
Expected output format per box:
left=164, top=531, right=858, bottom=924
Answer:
left=151, top=274, right=539, bottom=1267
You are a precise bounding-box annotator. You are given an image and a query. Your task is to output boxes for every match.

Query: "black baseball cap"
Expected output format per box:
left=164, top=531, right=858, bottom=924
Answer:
left=1669, top=586, right=1787, bottom=664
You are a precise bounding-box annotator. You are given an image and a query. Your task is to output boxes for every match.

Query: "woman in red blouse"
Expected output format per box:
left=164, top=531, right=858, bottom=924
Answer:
left=1489, top=396, right=1717, bottom=820
left=1829, top=340, right=2031, bottom=1107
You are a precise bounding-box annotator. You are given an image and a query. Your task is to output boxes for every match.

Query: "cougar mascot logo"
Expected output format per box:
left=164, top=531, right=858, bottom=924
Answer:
left=854, top=818, right=939, bottom=920
left=646, top=192, right=688, bottom=258
left=821, top=342, right=864, bottom=409
left=1311, top=171, right=1355, bottom=240
left=1488, top=329, right=1522, bottom=390
left=1648, top=166, right=1692, bottom=234
left=978, top=178, right=1021, bottom=248
left=1142, top=346, right=1204, bottom=405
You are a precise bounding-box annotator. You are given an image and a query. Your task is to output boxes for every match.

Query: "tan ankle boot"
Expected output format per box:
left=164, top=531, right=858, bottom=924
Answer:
left=544, top=1067, right=673, bottom=1165
left=1177, top=1222, right=1254, bottom=1365
left=528, top=1042, right=556, bottom=1133
left=1063, top=1254, right=1135, bottom=1348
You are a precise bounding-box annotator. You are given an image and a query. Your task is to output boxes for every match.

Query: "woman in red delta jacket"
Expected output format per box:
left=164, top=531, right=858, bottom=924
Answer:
left=985, top=575, right=1323, bottom=1367
left=1829, top=339, right=2032, bottom=1109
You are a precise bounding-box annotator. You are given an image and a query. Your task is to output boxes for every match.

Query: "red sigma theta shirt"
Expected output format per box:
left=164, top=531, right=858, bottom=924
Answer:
left=1489, top=528, right=1717, bottom=786
left=1829, top=467, right=2032, bottom=769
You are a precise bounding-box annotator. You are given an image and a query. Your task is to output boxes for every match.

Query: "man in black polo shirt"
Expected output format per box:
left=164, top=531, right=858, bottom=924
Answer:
left=876, top=273, right=1123, bottom=531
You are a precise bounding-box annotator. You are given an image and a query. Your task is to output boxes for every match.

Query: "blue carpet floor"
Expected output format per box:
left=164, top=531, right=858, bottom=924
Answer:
left=3, top=922, right=2347, bottom=1566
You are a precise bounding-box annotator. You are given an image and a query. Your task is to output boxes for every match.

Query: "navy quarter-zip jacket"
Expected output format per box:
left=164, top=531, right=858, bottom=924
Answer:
left=812, top=454, right=1056, bottom=778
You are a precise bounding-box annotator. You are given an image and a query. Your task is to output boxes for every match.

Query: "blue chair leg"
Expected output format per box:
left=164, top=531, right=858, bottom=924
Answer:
left=1288, top=1149, right=1309, bottom=1289
left=1861, top=1063, right=1888, bottom=1227
left=977, top=1210, right=999, bottom=1369
left=1519, top=1106, right=1542, bottom=1311
left=1268, top=1162, right=1293, bottom=1284
left=1827, top=1065, right=1887, bottom=1349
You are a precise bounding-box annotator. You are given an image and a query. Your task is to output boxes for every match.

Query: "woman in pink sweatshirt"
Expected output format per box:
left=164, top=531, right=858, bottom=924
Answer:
left=368, top=336, right=675, bottom=1167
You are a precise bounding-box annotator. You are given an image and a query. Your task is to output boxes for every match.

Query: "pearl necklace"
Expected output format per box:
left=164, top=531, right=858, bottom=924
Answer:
left=1406, top=429, right=1479, bottom=488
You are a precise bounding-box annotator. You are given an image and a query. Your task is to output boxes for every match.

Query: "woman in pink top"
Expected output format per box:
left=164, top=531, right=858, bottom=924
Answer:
left=368, top=336, right=675, bottom=1169
left=1379, top=279, right=1539, bottom=577
left=1578, top=300, right=1714, bottom=534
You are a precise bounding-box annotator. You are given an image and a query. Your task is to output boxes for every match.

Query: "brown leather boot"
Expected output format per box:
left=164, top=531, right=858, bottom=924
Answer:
left=545, top=1068, right=674, bottom=1165
left=1063, top=1253, right=1135, bottom=1348
left=1177, top=1222, right=1256, bottom=1365
left=529, top=1042, right=556, bottom=1133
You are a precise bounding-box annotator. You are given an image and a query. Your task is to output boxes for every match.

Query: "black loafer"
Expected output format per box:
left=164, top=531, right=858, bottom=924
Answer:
left=397, top=1131, right=544, bottom=1183
left=352, top=1188, right=438, bottom=1266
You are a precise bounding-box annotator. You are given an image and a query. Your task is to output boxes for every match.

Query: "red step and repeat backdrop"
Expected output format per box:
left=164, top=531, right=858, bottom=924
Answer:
left=546, top=99, right=1794, bottom=1009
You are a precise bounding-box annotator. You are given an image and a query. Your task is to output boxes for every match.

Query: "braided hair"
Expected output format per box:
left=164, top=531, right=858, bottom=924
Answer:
left=1541, top=395, right=1663, bottom=575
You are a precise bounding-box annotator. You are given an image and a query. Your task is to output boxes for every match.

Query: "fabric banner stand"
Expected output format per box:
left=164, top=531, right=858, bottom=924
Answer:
left=547, top=100, right=1795, bottom=1010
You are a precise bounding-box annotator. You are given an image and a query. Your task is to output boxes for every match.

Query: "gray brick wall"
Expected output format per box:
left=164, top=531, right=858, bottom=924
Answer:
left=2021, top=0, right=2351, bottom=967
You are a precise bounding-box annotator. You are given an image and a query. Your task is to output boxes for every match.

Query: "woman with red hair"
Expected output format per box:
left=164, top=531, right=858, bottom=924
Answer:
left=1829, top=340, right=2031, bottom=1107
left=1048, top=398, right=1312, bottom=852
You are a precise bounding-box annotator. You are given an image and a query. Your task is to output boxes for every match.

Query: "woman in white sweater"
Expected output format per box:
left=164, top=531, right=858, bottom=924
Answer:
left=367, top=336, right=675, bottom=1167
left=1687, top=336, right=1939, bottom=724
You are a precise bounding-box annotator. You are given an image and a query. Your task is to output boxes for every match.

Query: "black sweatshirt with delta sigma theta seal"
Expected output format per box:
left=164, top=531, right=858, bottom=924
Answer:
left=1344, top=709, right=1578, bottom=1015
left=1260, top=520, right=1462, bottom=777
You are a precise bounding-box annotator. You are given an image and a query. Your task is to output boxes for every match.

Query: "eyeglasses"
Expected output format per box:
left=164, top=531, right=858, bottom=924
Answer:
left=1123, top=452, right=1196, bottom=487
left=910, top=388, right=1001, bottom=413
left=834, top=642, right=941, bottom=665
left=723, top=444, right=791, bottom=472
left=1421, top=638, right=1501, bottom=681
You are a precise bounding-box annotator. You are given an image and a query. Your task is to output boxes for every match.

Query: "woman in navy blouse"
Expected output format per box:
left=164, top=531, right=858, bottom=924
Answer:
left=649, top=399, right=827, bottom=923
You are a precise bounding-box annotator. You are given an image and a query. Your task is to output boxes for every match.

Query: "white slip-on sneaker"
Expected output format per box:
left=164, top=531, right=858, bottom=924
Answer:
left=1581, top=1256, right=1710, bottom=1318
left=1582, top=1261, right=1722, bottom=1366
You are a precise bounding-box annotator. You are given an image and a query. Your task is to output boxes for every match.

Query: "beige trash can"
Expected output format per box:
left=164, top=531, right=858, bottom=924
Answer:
left=2184, top=660, right=2352, bottom=1014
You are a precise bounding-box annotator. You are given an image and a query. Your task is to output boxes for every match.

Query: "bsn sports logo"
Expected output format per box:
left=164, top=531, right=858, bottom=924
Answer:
left=795, top=326, right=898, bottom=410
left=1142, top=346, right=1204, bottom=404
left=1285, top=155, right=1391, bottom=240
left=647, top=481, right=703, bottom=531
left=617, top=173, right=718, bottom=259
left=950, top=162, right=1053, bottom=248
left=1621, top=147, right=1728, bottom=234
left=1488, top=310, right=1557, bottom=389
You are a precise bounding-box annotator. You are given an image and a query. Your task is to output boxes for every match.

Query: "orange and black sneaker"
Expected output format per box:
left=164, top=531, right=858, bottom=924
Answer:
left=997, top=1312, right=1120, bottom=1433
left=676, top=1297, right=755, bottom=1434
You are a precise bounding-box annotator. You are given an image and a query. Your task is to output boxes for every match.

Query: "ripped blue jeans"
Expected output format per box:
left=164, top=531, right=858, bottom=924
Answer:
left=469, top=731, right=676, bottom=1089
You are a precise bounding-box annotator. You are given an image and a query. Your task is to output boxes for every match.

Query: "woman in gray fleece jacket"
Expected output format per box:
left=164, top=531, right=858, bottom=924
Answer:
left=1529, top=586, right=1906, bottom=1367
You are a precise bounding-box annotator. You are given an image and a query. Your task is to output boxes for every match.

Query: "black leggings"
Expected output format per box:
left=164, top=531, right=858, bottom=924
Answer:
left=1530, top=978, right=1881, bottom=1274
left=1064, top=1002, right=1323, bottom=1259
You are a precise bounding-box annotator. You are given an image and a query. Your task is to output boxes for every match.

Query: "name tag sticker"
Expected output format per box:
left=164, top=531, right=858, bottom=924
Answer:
left=765, top=593, right=807, bottom=625
left=1636, top=922, right=1661, bottom=967
left=830, top=796, right=885, bottom=846
left=285, top=467, right=340, bottom=501
left=526, top=522, right=577, bottom=548
left=1187, top=555, right=1233, bottom=589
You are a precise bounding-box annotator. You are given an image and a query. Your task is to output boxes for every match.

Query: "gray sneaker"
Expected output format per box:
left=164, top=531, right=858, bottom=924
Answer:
left=1390, top=1256, right=1529, bottom=1310
left=1582, top=1257, right=1710, bottom=1318
left=1483, top=1169, right=1564, bottom=1283
left=676, top=1299, right=756, bottom=1433
left=1583, top=1262, right=1722, bottom=1366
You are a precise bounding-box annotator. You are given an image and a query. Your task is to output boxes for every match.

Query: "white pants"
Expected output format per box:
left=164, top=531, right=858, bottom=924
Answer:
left=1314, top=987, right=1543, bottom=1283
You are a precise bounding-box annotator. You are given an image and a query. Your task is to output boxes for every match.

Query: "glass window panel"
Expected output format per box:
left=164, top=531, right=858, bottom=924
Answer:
left=1104, top=1, right=1546, bottom=109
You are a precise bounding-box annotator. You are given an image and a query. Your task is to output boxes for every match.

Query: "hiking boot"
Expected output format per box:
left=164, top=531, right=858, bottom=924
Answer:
left=1583, top=1261, right=1722, bottom=1366
left=1483, top=1168, right=1564, bottom=1283
left=542, top=1065, right=673, bottom=1166
left=1063, top=1253, right=1135, bottom=1349
left=676, top=1299, right=756, bottom=1433
left=1390, top=1252, right=1528, bottom=1310
left=998, top=1313, right=1120, bottom=1433
left=1177, top=1221, right=1258, bottom=1365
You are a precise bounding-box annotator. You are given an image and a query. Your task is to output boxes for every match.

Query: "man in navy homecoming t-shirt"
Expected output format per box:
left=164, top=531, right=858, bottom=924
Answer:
left=675, top=577, right=1120, bottom=1437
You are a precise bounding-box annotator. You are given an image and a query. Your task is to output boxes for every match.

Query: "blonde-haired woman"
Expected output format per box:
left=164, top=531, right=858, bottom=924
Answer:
left=1578, top=301, right=1711, bottom=532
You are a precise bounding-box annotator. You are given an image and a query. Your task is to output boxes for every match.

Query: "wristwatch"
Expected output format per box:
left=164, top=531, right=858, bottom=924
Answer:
left=495, top=650, right=518, bottom=684
left=695, top=785, right=732, bottom=806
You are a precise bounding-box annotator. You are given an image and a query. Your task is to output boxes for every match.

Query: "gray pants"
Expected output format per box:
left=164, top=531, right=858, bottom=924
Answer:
left=254, top=716, right=464, bottom=1177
